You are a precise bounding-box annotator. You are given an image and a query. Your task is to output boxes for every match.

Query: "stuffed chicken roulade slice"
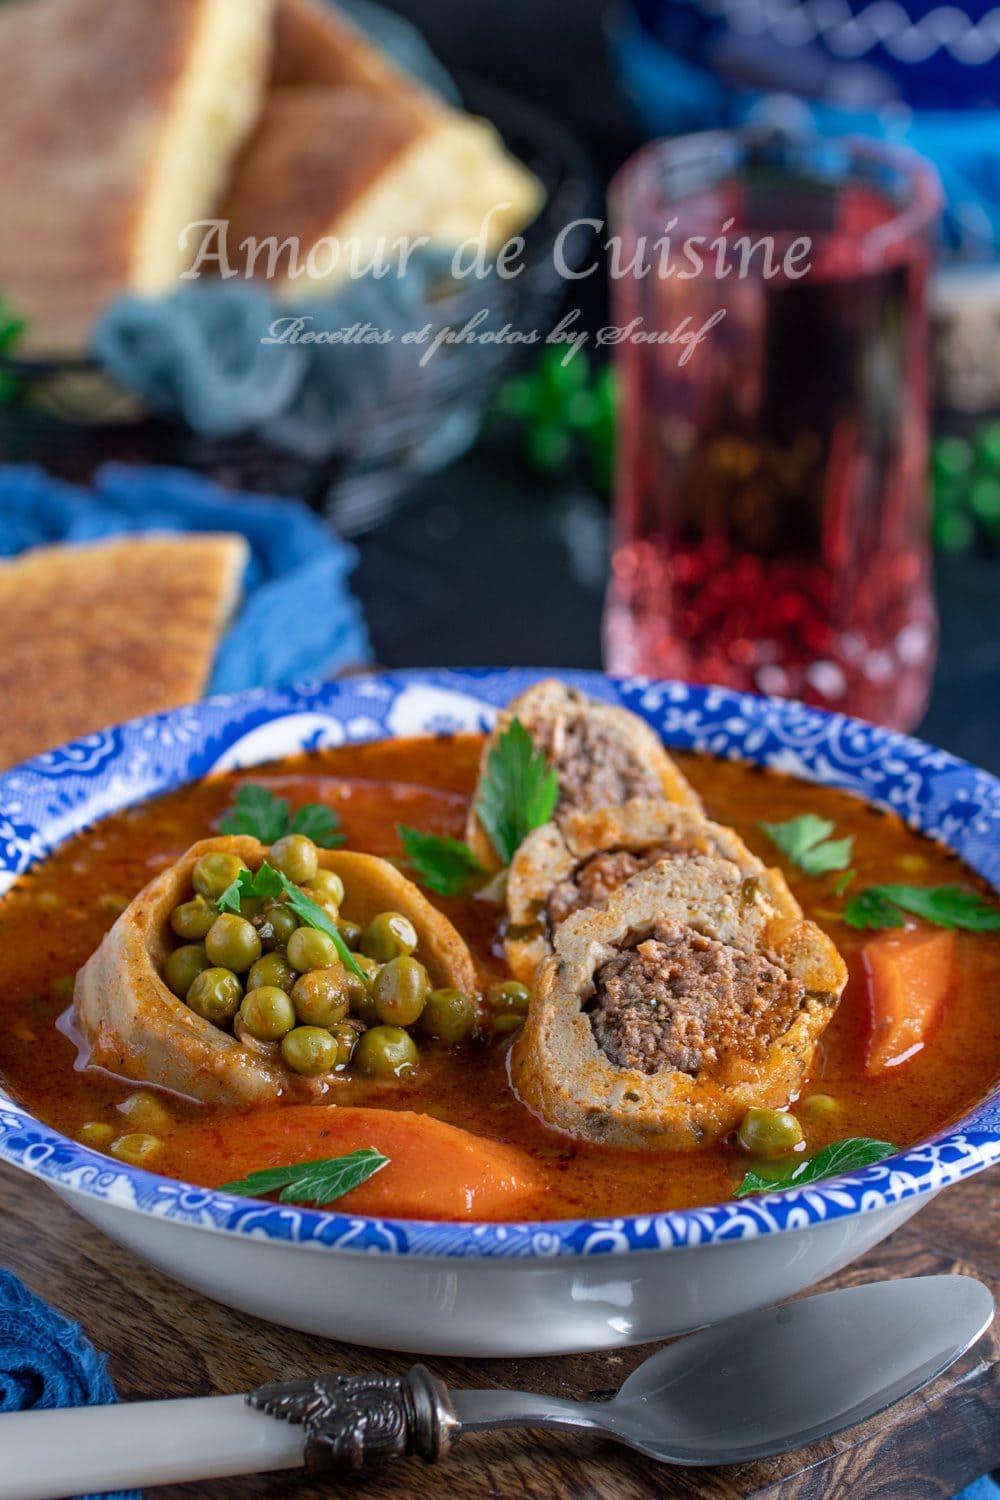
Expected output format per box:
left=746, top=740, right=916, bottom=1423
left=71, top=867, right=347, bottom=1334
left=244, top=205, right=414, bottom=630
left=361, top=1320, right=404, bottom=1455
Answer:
left=510, top=854, right=847, bottom=1150
left=505, top=798, right=791, bottom=984
left=466, top=678, right=702, bottom=871
left=73, top=835, right=478, bottom=1106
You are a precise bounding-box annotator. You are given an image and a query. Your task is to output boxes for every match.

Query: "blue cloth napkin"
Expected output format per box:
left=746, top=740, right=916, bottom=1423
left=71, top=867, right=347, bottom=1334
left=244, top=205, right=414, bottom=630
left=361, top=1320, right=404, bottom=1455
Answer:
left=0, top=1268, right=139, bottom=1500
left=958, top=1483, right=1000, bottom=1500
left=0, top=463, right=371, bottom=691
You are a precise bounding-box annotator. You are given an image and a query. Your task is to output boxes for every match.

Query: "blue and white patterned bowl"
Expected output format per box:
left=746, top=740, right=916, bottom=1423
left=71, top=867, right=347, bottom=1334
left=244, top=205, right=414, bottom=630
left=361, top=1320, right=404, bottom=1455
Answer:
left=1, top=670, right=997, bottom=1355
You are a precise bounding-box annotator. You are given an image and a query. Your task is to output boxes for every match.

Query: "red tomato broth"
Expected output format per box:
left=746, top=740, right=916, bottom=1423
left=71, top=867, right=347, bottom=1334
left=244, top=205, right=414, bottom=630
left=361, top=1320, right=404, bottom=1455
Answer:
left=0, top=733, right=998, bottom=1221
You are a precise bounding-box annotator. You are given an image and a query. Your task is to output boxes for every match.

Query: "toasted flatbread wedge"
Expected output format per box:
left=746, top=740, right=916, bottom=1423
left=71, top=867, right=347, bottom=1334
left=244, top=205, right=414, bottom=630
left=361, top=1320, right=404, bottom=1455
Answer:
left=467, top=680, right=703, bottom=871
left=273, top=0, right=425, bottom=91
left=221, top=0, right=543, bottom=295
left=0, top=534, right=247, bottom=770
left=74, top=836, right=478, bottom=1106
left=0, top=0, right=274, bottom=356
left=510, top=855, right=846, bottom=1150
left=505, top=799, right=784, bottom=984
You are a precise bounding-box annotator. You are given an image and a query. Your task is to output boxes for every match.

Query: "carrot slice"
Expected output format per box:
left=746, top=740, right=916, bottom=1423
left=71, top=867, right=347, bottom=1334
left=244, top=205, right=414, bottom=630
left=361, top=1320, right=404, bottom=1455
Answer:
left=862, top=928, right=955, bottom=1074
left=179, top=1105, right=541, bottom=1220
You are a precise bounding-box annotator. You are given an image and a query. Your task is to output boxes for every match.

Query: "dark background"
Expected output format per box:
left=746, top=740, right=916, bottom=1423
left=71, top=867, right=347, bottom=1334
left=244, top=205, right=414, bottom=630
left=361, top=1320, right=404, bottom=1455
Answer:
left=353, top=0, right=1000, bottom=773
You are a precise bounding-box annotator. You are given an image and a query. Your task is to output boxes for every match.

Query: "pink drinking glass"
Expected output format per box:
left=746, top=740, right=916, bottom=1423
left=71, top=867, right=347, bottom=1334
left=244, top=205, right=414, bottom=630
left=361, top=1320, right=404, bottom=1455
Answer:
left=603, top=130, right=942, bottom=730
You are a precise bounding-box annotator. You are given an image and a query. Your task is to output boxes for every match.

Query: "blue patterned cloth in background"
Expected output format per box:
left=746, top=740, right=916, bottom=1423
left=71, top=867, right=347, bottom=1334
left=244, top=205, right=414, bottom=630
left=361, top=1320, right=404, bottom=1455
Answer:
left=0, top=463, right=371, bottom=690
left=0, top=1269, right=139, bottom=1500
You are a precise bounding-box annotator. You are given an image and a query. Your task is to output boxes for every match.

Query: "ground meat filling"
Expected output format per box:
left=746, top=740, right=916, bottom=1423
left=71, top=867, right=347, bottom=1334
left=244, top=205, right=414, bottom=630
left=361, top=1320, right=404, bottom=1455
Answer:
left=547, top=845, right=680, bottom=928
left=528, top=713, right=662, bottom=816
left=589, top=922, right=807, bottom=1076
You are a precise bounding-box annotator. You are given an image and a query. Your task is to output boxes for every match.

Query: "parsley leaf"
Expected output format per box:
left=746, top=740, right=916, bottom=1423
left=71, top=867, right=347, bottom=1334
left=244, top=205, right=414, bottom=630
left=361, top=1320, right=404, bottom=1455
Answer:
left=219, top=783, right=344, bottom=848
left=475, top=718, right=559, bottom=866
left=216, top=863, right=283, bottom=913
left=759, top=814, right=854, bottom=876
left=220, top=785, right=291, bottom=843
left=734, top=1136, right=897, bottom=1198
left=216, top=861, right=367, bottom=981
left=220, top=1147, right=388, bottom=1204
left=397, top=825, right=485, bottom=896
left=290, top=803, right=345, bottom=847
left=843, top=883, right=1000, bottom=933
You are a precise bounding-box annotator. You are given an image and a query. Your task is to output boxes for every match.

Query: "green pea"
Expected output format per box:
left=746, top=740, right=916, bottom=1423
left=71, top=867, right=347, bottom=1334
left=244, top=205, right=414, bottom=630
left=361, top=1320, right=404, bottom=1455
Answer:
left=109, top=1132, right=161, bottom=1165
left=192, top=852, right=247, bottom=901
left=255, top=900, right=299, bottom=951
left=353, top=1025, right=418, bottom=1079
left=205, top=914, right=262, bottom=973
left=269, top=834, right=319, bottom=885
left=800, top=1093, right=839, bottom=1123
left=306, top=870, right=345, bottom=907
left=170, top=896, right=217, bottom=941
left=488, top=979, right=530, bottom=1016
left=337, top=918, right=363, bottom=950
left=345, top=953, right=379, bottom=1022
left=240, top=985, right=296, bottom=1042
left=247, top=952, right=297, bottom=993
left=281, top=1025, right=338, bottom=1077
left=286, top=926, right=340, bottom=973
left=737, top=1107, right=804, bottom=1157
left=422, top=988, right=477, bottom=1043
left=292, top=966, right=349, bottom=1027
left=163, top=943, right=209, bottom=999
left=186, top=967, right=243, bottom=1025
left=361, top=911, right=418, bottom=963
left=329, top=1019, right=363, bottom=1068
left=78, top=1122, right=114, bottom=1150
left=372, top=956, right=428, bottom=1027
left=117, top=1091, right=172, bottom=1133
left=491, top=1014, right=524, bottom=1037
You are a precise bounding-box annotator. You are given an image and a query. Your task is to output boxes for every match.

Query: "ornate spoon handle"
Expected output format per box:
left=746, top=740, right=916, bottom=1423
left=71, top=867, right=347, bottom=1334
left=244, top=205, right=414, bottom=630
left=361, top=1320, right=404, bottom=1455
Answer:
left=247, top=1364, right=461, bottom=1472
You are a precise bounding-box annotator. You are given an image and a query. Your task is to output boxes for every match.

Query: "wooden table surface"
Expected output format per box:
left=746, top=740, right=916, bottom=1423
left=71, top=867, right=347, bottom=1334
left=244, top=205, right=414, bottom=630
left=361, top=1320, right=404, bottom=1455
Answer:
left=2, top=1160, right=997, bottom=1500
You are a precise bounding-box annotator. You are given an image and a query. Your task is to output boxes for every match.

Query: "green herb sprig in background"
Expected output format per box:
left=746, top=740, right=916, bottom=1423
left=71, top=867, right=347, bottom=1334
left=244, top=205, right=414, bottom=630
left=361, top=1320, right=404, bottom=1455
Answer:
left=0, top=293, right=27, bottom=404
left=220, top=1147, right=388, bottom=1205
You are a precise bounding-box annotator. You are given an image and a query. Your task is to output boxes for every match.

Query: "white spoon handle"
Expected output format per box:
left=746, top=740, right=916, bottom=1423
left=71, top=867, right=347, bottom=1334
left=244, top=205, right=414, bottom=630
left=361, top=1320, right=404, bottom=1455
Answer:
left=0, top=1394, right=305, bottom=1500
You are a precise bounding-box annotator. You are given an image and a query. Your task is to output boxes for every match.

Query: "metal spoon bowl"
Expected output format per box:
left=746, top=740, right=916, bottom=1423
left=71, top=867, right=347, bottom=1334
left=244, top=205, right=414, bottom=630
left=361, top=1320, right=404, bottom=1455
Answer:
left=453, top=1274, right=995, bottom=1465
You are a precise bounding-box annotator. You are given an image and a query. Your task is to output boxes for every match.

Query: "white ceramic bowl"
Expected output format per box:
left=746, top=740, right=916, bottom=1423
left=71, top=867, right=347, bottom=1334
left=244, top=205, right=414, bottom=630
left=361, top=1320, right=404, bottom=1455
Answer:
left=1, top=670, right=997, bottom=1356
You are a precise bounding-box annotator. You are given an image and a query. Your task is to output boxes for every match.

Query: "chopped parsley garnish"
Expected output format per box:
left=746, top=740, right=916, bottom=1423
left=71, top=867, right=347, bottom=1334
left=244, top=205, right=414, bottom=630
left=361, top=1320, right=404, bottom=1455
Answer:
left=397, top=825, right=486, bottom=897
left=220, top=1147, right=388, bottom=1205
left=843, top=883, right=1000, bottom=933
left=758, top=814, right=854, bottom=876
left=734, top=1136, right=897, bottom=1198
left=475, top=717, right=559, bottom=866
left=216, top=861, right=366, bottom=980
left=220, top=783, right=344, bottom=848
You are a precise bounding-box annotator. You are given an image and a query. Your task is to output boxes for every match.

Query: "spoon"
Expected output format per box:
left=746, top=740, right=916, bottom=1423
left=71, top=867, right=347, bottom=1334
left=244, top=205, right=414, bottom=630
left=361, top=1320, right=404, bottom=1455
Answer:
left=0, top=1275, right=991, bottom=1498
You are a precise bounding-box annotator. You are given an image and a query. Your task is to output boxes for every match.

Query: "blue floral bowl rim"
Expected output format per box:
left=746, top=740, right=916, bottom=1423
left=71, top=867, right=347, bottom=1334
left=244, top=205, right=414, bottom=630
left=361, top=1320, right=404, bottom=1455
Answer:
left=0, top=668, right=997, bottom=1262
